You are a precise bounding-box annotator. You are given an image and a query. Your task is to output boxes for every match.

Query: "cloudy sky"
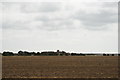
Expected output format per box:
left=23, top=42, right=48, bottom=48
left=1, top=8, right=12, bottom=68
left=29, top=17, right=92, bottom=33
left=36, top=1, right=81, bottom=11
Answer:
left=0, top=0, right=118, bottom=53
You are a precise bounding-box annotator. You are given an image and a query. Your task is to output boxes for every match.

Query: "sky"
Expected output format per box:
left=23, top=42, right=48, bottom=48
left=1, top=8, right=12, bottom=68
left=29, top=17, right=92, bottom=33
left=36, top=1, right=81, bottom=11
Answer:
left=0, top=0, right=118, bottom=53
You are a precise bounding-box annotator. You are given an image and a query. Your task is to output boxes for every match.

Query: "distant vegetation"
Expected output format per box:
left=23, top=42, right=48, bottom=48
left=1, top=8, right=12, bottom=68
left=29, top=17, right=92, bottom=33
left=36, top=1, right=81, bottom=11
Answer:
left=1, top=50, right=119, bottom=56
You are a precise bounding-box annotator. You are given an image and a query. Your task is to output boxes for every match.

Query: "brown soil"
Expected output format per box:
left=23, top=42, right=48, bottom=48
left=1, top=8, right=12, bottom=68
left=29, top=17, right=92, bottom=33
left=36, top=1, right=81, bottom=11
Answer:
left=2, top=56, right=119, bottom=78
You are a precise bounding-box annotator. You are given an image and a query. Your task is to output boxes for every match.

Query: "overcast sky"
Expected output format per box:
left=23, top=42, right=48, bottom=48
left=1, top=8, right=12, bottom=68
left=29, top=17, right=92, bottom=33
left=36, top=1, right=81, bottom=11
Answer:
left=0, top=0, right=118, bottom=53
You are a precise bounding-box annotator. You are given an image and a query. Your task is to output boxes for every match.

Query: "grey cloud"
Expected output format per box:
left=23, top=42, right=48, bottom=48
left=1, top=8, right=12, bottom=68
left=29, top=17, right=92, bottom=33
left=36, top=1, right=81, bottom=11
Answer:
left=2, top=2, right=117, bottom=31
left=74, top=9, right=117, bottom=30
left=21, top=2, right=62, bottom=13
left=34, top=14, right=74, bottom=31
left=2, top=19, right=30, bottom=30
left=3, top=23, right=29, bottom=30
left=101, top=2, right=117, bottom=8
left=38, top=20, right=74, bottom=31
left=35, top=15, right=51, bottom=22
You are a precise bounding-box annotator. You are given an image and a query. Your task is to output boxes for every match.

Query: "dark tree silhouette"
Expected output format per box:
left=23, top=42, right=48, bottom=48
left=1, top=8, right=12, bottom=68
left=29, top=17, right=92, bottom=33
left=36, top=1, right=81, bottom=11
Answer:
left=2, top=51, right=14, bottom=56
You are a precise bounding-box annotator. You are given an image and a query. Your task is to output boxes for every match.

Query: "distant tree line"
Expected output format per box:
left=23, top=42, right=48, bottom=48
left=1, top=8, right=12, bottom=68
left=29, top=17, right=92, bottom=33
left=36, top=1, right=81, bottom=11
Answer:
left=2, top=50, right=70, bottom=56
left=2, top=51, right=14, bottom=56
left=103, top=53, right=115, bottom=56
left=2, top=50, right=119, bottom=56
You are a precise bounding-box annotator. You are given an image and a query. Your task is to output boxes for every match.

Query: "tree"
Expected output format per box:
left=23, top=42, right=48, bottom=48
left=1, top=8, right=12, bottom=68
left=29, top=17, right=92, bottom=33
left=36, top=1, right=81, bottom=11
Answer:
left=18, top=51, right=24, bottom=56
left=2, top=51, right=14, bottom=56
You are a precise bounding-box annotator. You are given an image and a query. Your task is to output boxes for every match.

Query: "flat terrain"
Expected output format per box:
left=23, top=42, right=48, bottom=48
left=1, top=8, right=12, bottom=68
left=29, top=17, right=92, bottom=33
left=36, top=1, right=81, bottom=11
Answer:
left=2, top=56, right=118, bottom=78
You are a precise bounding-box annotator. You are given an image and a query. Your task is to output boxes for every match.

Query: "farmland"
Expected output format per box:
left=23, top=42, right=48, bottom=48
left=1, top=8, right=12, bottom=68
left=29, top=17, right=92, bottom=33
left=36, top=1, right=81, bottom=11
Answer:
left=2, top=56, right=119, bottom=79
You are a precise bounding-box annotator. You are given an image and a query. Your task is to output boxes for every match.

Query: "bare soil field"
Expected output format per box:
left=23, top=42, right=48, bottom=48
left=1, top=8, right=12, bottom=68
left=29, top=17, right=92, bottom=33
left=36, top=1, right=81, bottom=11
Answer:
left=2, top=56, right=119, bottom=79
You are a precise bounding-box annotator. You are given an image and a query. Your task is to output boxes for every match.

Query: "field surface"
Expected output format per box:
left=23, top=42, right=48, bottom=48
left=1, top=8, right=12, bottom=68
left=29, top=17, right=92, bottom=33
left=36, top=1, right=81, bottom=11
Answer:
left=2, top=56, right=118, bottom=78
